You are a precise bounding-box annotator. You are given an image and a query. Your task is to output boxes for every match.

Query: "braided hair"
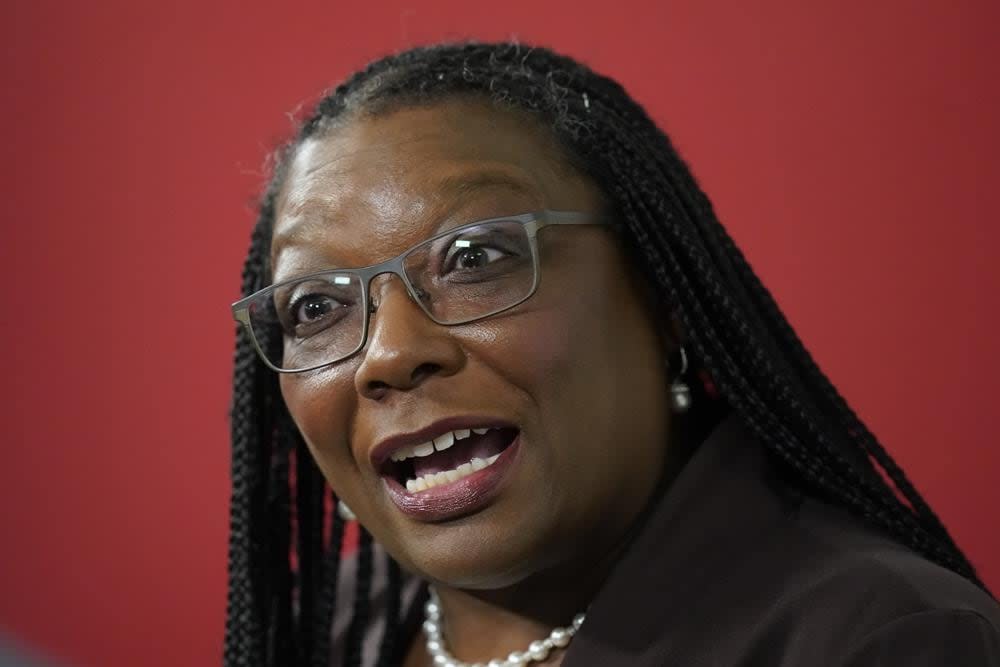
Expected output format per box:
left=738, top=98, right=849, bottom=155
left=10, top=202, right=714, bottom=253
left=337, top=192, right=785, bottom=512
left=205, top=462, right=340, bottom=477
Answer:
left=225, top=42, right=987, bottom=667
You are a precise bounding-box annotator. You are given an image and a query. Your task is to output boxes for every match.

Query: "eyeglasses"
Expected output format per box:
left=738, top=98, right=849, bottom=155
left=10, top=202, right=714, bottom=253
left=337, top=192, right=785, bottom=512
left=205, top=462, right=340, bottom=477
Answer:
left=232, top=210, right=604, bottom=373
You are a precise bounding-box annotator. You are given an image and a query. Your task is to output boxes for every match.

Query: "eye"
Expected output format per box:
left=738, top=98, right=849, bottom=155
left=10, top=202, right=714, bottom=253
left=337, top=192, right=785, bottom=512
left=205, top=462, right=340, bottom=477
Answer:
left=445, top=244, right=508, bottom=272
left=292, top=294, right=340, bottom=324
left=420, top=223, right=529, bottom=284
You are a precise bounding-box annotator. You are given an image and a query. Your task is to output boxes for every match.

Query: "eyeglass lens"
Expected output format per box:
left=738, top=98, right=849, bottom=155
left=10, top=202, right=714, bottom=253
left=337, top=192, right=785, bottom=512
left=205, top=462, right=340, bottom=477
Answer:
left=246, top=219, right=536, bottom=371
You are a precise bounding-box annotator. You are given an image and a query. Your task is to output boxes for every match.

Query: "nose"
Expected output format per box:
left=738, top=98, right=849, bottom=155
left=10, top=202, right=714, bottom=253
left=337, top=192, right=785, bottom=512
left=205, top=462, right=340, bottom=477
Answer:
left=354, top=274, right=465, bottom=400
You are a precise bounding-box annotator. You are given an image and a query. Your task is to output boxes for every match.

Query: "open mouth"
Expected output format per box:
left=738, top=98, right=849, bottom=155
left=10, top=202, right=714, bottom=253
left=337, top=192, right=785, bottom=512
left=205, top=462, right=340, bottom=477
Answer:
left=380, top=426, right=519, bottom=493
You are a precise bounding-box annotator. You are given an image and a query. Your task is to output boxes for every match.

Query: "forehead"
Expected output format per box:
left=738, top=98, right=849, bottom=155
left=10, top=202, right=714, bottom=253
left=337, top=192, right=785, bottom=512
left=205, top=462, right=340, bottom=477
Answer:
left=269, top=100, right=599, bottom=281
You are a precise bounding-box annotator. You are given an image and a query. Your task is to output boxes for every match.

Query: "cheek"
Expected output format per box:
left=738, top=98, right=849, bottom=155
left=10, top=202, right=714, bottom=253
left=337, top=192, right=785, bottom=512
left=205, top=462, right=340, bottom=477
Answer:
left=279, top=368, right=359, bottom=486
left=489, top=258, right=669, bottom=463
left=463, top=286, right=630, bottom=444
left=460, top=304, right=578, bottom=399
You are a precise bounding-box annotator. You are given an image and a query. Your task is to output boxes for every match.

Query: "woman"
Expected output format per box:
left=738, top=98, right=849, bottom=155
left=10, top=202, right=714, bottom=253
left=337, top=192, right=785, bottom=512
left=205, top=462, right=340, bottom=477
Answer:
left=225, top=43, right=1000, bottom=666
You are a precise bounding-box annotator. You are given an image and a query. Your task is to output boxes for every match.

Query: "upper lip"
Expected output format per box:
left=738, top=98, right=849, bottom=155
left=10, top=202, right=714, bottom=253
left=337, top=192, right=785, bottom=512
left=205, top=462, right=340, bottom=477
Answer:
left=369, top=415, right=518, bottom=470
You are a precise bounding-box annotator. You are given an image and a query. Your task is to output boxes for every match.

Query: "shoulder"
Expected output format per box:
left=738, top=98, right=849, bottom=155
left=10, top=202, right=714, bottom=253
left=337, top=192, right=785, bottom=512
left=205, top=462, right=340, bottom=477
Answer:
left=746, top=491, right=1000, bottom=664
left=837, top=608, right=1000, bottom=666
left=608, top=413, right=1000, bottom=665
left=787, top=493, right=997, bottom=617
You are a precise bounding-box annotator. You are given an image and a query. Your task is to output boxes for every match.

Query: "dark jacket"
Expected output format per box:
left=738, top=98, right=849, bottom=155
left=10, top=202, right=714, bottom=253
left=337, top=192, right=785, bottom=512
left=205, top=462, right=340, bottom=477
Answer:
left=334, top=414, right=1000, bottom=665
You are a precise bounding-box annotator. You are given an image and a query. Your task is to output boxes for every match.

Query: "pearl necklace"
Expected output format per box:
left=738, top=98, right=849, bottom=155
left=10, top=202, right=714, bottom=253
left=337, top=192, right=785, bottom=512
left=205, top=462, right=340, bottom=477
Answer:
left=423, top=587, right=586, bottom=667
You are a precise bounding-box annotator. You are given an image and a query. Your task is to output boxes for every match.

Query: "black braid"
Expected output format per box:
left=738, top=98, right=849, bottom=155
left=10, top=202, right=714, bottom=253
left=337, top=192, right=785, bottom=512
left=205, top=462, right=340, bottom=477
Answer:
left=292, top=427, right=325, bottom=662
left=309, top=495, right=346, bottom=667
left=266, top=421, right=294, bottom=666
left=225, top=41, right=989, bottom=667
left=376, top=554, right=402, bottom=667
left=225, top=206, right=280, bottom=666
left=344, top=528, right=375, bottom=667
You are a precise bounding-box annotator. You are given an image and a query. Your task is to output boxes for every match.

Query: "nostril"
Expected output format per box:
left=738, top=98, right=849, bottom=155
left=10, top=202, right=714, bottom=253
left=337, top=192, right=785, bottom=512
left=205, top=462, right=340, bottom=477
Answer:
left=365, top=379, right=391, bottom=399
left=411, top=362, right=442, bottom=384
left=363, top=363, right=442, bottom=399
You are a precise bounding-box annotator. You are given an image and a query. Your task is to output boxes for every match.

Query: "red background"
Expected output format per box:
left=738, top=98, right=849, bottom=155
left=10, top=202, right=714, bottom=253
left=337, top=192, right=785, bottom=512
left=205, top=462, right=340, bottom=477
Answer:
left=1, top=1, right=997, bottom=665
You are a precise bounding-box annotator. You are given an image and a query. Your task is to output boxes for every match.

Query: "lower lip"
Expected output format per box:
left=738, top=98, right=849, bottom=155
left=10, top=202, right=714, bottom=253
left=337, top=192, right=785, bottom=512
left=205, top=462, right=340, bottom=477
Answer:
left=382, top=435, right=521, bottom=522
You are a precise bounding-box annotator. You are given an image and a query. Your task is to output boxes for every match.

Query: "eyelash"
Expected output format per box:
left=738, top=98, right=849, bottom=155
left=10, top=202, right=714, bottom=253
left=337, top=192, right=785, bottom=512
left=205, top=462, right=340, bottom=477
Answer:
left=441, top=243, right=509, bottom=271
left=284, top=293, right=344, bottom=329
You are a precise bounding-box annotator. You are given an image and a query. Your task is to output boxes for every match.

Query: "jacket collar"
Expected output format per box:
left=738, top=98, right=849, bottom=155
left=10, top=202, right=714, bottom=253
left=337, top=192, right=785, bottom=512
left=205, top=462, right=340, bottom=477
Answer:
left=563, top=412, right=795, bottom=665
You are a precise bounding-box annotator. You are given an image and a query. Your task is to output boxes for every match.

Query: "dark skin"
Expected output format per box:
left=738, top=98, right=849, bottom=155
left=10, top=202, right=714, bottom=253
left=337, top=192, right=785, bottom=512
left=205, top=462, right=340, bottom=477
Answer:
left=272, top=99, right=681, bottom=665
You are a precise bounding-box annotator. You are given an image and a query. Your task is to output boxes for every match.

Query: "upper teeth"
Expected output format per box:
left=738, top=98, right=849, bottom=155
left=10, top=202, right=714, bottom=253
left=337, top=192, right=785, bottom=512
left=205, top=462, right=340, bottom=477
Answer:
left=389, top=427, right=491, bottom=462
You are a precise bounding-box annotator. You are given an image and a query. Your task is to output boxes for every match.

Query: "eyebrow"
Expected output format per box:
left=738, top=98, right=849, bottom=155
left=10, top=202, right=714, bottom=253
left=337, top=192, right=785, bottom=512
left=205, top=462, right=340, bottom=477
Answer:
left=434, top=168, right=543, bottom=203
left=271, top=166, right=545, bottom=252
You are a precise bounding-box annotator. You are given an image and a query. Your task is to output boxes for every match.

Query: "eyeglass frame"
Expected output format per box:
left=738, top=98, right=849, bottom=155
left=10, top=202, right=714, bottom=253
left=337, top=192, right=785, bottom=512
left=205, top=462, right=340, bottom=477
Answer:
left=231, top=209, right=605, bottom=373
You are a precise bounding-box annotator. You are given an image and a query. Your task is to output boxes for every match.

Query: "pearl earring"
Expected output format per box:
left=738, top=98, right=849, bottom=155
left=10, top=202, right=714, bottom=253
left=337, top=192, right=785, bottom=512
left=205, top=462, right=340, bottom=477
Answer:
left=671, top=346, right=692, bottom=413
left=337, top=500, right=356, bottom=521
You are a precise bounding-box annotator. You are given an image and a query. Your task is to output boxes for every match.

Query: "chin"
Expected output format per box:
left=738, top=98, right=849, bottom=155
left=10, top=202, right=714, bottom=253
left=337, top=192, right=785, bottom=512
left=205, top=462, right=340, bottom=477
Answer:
left=392, top=507, right=565, bottom=590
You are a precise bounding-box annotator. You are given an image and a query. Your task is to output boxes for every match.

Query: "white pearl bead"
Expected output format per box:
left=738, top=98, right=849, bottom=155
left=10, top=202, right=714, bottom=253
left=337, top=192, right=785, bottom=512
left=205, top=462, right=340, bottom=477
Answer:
left=528, top=640, right=550, bottom=660
left=550, top=628, right=570, bottom=647
left=423, top=585, right=584, bottom=667
left=423, top=620, right=441, bottom=638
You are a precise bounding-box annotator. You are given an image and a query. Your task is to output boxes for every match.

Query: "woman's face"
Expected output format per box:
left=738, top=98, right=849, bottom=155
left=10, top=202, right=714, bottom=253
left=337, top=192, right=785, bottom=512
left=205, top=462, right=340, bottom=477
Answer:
left=271, top=99, right=672, bottom=588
